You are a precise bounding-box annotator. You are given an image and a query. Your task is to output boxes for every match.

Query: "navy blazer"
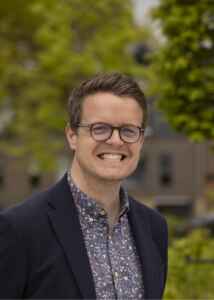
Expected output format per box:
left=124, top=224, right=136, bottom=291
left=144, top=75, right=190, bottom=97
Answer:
left=0, top=174, right=168, bottom=299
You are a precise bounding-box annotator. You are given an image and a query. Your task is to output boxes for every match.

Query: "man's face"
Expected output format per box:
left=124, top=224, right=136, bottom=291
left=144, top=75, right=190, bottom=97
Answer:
left=66, top=92, right=144, bottom=184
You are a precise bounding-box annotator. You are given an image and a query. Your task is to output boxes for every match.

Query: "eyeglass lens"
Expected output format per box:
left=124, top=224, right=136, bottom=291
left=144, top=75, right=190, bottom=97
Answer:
left=91, top=123, right=141, bottom=143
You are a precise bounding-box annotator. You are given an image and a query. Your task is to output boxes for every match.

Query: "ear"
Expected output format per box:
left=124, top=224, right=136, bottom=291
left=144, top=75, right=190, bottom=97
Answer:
left=65, top=124, right=77, bottom=151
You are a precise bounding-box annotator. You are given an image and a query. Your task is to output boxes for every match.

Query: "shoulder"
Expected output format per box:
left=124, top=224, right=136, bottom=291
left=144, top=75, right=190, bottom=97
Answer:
left=0, top=176, right=63, bottom=234
left=1, top=188, right=49, bottom=225
left=0, top=174, right=68, bottom=223
left=129, top=196, right=168, bottom=258
left=0, top=174, right=71, bottom=240
left=129, top=196, right=167, bottom=229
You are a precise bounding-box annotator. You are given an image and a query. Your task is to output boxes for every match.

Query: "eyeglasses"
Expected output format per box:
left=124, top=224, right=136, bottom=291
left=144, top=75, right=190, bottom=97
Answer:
left=74, top=122, right=144, bottom=143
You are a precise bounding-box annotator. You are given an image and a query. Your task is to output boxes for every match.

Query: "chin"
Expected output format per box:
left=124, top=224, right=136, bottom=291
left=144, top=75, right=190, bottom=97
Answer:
left=96, top=171, right=131, bottom=182
left=89, top=162, right=138, bottom=182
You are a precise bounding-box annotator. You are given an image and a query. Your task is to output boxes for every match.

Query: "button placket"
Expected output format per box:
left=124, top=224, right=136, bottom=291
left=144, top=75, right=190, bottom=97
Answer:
left=108, top=228, right=120, bottom=294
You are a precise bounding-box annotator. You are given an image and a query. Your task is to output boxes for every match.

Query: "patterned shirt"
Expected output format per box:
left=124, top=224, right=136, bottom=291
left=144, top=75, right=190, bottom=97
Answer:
left=67, top=172, right=144, bottom=299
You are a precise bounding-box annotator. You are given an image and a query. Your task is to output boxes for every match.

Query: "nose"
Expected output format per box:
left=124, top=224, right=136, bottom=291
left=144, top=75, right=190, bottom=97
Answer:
left=105, top=128, right=124, bottom=145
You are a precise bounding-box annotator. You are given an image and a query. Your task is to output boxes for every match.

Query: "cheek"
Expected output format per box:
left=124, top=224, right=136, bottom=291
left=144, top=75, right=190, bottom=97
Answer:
left=130, top=144, right=143, bottom=159
left=76, top=138, right=97, bottom=157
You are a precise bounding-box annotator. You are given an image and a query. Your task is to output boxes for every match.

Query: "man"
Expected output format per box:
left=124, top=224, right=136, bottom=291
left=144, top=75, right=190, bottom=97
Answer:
left=0, top=73, right=168, bottom=299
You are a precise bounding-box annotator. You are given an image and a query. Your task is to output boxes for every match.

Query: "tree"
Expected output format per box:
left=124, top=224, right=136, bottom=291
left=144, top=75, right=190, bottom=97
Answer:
left=0, top=0, right=149, bottom=169
left=151, top=0, right=214, bottom=141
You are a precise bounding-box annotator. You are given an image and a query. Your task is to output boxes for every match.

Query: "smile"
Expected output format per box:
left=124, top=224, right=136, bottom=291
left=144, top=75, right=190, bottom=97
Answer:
left=97, top=153, right=127, bottom=161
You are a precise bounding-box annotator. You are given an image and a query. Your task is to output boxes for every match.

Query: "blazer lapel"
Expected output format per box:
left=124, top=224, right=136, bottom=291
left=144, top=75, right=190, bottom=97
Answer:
left=128, top=199, right=164, bottom=299
left=47, top=175, right=96, bottom=299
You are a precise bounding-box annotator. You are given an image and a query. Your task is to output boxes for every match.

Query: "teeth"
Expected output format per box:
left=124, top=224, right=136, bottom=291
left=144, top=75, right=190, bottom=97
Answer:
left=100, top=154, right=123, bottom=160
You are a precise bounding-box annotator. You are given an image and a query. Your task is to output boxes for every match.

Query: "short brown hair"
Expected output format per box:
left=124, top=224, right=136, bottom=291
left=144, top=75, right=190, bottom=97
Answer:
left=68, top=72, right=147, bottom=128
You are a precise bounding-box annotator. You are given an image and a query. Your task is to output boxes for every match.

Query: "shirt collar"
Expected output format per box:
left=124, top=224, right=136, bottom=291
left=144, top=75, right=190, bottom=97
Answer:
left=67, top=170, right=129, bottom=220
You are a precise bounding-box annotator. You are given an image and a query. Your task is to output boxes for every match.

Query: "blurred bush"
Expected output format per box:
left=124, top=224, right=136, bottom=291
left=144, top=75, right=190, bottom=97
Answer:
left=165, top=229, right=214, bottom=299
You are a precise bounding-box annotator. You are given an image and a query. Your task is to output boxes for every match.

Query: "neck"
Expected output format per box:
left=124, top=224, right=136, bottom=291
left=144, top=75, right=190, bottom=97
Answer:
left=69, top=165, right=121, bottom=226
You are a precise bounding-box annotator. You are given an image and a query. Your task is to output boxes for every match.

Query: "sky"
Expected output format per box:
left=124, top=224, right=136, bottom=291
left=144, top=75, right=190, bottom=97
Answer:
left=132, top=0, right=159, bottom=25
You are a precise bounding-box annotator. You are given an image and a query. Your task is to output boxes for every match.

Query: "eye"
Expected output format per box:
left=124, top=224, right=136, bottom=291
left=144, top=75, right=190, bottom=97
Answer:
left=92, top=123, right=110, bottom=135
left=121, top=126, right=138, bottom=137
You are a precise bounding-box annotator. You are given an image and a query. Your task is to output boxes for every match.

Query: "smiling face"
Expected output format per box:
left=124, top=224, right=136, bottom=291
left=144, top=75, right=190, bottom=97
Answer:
left=66, top=92, right=144, bottom=185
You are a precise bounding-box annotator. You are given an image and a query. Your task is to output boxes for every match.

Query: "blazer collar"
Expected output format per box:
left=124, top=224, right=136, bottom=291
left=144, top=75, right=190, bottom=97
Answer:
left=47, top=174, right=96, bottom=299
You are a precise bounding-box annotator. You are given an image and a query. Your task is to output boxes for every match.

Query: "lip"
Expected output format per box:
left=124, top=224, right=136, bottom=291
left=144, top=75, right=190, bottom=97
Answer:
left=97, top=152, right=127, bottom=161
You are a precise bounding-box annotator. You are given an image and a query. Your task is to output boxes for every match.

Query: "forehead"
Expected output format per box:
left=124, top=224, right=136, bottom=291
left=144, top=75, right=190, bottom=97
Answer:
left=81, top=92, right=143, bottom=125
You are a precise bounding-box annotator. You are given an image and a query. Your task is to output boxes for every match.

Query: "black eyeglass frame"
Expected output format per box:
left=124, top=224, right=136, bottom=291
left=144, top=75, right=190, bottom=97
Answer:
left=73, top=122, right=145, bottom=143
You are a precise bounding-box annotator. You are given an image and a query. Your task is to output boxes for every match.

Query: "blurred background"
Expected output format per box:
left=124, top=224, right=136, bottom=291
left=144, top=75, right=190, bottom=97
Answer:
left=0, top=0, right=214, bottom=298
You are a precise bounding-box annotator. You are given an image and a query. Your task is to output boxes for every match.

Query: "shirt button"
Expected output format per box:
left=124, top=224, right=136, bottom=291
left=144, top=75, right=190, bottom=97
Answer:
left=100, top=209, right=106, bottom=216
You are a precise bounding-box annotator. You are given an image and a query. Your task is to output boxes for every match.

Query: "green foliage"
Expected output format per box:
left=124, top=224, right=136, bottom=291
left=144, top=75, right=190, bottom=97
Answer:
left=164, top=214, right=187, bottom=241
left=205, top=187, right=214, bottom=211
left=165, top=229, right=214, bottom=299
left=151, top=0, right=214, bottom=141
left=0, top=0, right=149, bottom=169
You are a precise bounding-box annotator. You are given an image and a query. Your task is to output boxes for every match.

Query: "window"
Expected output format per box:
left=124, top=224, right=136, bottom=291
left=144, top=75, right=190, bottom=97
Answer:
left=0, top=160, right=5, bottom=188
left=130, top=155, right=147, bottom=182
left=29, top=173, right=41, bottom=188
left=159, top=153, right=173, bottom=187
left=28, top=162, right=41, bottom=189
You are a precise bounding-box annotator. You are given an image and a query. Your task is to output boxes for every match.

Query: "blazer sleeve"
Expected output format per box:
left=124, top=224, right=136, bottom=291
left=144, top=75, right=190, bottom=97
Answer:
left=0, top=213, right=27, bottom=299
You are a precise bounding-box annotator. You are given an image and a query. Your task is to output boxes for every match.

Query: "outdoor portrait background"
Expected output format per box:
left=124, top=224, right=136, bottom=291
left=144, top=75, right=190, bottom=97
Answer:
left=0, top=0, right=214, bottom=298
